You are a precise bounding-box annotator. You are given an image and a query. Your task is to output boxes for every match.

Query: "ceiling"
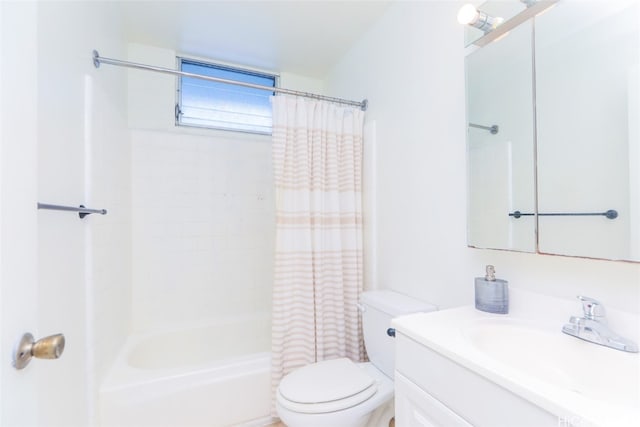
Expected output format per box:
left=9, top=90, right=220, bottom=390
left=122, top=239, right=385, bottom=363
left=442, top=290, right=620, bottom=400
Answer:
left=122, top=1, right=393, bottom=78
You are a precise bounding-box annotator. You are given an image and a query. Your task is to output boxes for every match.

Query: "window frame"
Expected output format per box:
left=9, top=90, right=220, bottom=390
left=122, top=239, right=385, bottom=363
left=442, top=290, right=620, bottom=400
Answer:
left=175, top=56, right=278, bottom=135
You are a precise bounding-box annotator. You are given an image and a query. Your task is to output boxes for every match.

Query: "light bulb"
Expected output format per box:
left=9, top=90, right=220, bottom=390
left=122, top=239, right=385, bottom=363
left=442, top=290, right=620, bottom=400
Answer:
left=457, top=4, right=479, bottom=25
left=457, top=3, right=504, bottom=33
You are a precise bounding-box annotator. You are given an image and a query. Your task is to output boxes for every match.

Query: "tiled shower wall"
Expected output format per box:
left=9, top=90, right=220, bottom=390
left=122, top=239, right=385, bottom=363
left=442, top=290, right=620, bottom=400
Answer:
left=131, top=129, right=274, bottom=332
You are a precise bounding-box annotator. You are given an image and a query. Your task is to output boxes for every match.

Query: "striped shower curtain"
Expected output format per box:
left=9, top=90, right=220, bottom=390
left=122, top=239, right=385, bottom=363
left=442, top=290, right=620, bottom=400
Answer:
left=270, top=95, right=366, bottom=397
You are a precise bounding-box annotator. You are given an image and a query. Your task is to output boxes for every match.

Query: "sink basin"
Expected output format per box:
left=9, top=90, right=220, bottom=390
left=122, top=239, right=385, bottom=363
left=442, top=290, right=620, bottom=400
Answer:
left=463, top=318, right=640, bottom=409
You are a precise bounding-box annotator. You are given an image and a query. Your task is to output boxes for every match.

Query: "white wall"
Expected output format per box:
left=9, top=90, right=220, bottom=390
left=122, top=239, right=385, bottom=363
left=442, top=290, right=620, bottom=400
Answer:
left=630, top=64, right=640, bottom=260
left=128, top=44, right=321, bottom=332
left=82, top=8, right=132, bottom=415
left=325, top=1, right=640, bottom=315
left=326, top=1, right=471, bottom=309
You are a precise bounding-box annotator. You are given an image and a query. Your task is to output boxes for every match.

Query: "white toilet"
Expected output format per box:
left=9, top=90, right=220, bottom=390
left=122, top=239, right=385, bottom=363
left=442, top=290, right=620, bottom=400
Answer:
left=276, top=290, right=437, bottom=427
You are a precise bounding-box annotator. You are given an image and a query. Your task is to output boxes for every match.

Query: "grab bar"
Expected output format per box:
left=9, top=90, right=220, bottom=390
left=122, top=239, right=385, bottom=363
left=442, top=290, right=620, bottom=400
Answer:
left=37, top=203, right=107, bottom=219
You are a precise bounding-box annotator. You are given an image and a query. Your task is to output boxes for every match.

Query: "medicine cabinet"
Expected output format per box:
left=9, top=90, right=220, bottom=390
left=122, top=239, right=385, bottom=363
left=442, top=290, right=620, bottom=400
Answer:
left=465, top=0, right=640, bottom=262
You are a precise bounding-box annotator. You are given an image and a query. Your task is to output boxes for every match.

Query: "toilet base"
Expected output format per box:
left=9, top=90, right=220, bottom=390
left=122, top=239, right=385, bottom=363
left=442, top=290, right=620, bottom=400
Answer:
left=366, top=399, right=395, bottom=427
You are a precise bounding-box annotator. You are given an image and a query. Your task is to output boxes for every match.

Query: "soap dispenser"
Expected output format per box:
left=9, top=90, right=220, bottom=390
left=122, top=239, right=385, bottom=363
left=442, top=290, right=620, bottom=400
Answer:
left=475, top=265, right=509, bottom=314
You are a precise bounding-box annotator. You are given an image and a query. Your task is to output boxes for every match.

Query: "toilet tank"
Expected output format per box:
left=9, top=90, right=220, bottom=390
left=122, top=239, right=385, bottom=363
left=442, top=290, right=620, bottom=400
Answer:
left=360, top=290, right=437, bottom=378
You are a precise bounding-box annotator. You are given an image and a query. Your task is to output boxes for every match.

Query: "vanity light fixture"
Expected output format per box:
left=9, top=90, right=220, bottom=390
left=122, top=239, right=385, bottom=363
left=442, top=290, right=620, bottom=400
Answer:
left=457, top=4, right=504, bottom=33
left=465, top=0, right=560, bottom=47
left=520, top=0, right=538, bottom=7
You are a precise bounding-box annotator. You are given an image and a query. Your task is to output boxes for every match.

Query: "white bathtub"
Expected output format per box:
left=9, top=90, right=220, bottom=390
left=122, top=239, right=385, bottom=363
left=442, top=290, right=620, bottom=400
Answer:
left=99, top=314, right=273, bottom=427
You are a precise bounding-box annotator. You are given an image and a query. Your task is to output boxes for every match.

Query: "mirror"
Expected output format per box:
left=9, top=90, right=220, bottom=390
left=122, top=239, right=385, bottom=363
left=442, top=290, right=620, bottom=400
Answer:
left=466, top=20, right=536, bottom=253
left=535, top=0, right=639, bottom=261
left=465, top=0, right=640, bottom=262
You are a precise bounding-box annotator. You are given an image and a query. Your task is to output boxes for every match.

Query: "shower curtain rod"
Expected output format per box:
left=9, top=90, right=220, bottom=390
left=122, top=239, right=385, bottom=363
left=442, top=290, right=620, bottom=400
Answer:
left=92, top=50, right=368, bottom=111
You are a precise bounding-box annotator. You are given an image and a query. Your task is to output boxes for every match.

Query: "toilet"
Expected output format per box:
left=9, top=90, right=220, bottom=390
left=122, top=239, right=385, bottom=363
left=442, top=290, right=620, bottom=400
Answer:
left=276, top=290, right=437, bottom=427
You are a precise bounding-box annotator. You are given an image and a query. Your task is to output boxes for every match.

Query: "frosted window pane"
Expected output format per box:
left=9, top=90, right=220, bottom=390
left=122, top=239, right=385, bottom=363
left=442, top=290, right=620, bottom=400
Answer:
left=178, top=59, right=275, bottom=134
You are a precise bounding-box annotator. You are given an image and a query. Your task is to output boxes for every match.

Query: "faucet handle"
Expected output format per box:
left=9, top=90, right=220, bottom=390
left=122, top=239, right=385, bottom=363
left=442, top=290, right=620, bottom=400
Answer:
left=577, top=296, right=606, bottom=320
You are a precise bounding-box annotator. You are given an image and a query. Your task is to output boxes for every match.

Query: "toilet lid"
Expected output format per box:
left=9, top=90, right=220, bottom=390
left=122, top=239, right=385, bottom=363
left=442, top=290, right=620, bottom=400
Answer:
left=277, top=358, right=377, bottom=414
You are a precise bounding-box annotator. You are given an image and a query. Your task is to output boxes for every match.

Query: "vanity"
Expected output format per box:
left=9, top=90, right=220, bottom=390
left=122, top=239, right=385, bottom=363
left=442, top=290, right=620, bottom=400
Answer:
left=392, top=290, right=640, bottom=427
left=404, top=1, right=640, bottom=423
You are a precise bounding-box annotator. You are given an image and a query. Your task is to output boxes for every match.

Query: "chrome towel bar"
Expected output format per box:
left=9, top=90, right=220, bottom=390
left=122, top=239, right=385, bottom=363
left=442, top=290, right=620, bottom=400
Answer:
left=509, top=210, right=618, bottom=220
left=37, top=203, right=107, bottom=219
left=468, top=122, right=499, bottom=134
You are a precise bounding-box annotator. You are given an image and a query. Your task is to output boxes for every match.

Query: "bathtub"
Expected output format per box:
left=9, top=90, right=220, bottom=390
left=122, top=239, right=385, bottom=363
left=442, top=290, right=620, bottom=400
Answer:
left=99, top=314, right=273, bottom=427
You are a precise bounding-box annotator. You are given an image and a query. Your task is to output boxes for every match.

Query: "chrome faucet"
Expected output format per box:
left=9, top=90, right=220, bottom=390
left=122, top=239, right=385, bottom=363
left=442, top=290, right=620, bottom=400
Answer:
left=562, top=296, right=638, bottom=353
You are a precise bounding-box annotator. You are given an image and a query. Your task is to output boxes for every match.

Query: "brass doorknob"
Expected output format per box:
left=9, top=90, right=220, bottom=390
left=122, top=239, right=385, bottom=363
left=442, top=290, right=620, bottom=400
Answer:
left=12, top=333, right=66, bottom=370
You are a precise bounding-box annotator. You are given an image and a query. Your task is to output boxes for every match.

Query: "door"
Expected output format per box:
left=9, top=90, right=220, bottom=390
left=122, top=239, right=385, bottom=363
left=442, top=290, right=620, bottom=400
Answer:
left=1, top=2, right=89, bottom=425
left=1, top=2, right=40, bottom=425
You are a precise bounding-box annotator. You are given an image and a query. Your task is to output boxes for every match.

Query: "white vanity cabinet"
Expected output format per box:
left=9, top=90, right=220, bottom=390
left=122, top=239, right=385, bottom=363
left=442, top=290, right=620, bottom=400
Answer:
left=395, top=371, right=472, bottom=427
left=394, top=333, right=558, bottom=427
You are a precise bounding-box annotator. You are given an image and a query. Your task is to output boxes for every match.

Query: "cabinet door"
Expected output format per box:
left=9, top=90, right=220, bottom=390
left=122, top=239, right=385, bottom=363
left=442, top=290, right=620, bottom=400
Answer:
left=395, top=372, right=472, bottom=427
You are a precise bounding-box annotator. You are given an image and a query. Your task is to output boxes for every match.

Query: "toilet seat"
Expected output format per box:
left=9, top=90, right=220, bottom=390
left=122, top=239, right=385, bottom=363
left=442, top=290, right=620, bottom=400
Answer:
left=277, top=358, right=378, bottom=414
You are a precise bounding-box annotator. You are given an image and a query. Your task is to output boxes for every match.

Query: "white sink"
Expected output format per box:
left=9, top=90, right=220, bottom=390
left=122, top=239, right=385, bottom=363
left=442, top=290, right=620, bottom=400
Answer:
left=463, top=318, right=640, bottom=409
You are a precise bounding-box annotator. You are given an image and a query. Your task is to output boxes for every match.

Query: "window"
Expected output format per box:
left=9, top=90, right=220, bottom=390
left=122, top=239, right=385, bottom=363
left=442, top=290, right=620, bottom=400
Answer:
left=176, top=58, right=277, bottom=134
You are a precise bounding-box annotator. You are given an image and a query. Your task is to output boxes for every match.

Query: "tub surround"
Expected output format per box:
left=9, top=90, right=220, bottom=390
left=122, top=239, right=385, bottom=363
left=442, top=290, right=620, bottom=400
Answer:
left=392, top=288, right=640, bottom=426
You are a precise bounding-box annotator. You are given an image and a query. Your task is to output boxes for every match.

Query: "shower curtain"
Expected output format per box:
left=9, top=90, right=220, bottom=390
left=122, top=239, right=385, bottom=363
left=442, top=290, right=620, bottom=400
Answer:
left=270, top=95, right=366, bottom=397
